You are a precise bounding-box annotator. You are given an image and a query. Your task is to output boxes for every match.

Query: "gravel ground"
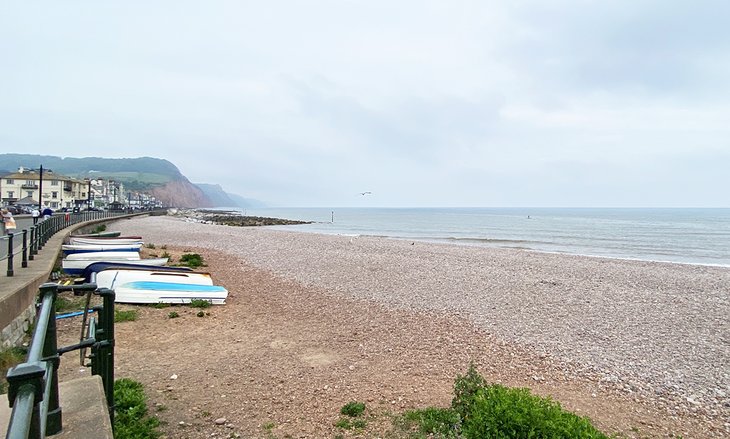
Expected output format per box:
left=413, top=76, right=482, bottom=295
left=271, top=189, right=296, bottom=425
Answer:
left=90, top=214, right=729, bottom=437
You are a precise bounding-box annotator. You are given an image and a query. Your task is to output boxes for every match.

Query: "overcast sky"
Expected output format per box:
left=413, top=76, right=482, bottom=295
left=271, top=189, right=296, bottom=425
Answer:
left=1, top=1, right=728, bottom=207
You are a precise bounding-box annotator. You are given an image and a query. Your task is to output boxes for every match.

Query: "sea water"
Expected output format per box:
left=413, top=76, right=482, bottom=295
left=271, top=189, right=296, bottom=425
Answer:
left=230, top=207, right=730, bottom=267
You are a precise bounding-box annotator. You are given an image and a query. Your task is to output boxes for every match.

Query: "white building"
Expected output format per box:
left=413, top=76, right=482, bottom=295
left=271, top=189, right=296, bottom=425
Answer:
left=0, top=167, right=89, bottom=210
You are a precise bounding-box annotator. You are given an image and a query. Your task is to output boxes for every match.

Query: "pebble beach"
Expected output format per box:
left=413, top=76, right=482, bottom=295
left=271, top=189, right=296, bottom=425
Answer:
left=108, top=214, right=730, bottom=437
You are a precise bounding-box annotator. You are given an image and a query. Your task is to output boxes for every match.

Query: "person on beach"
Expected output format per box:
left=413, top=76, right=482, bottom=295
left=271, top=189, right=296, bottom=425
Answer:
left=31, top=208, right=40, bottom=224
left=1, top=208, right=17, bottom=235
left=42, top=207, right=53, bottom=220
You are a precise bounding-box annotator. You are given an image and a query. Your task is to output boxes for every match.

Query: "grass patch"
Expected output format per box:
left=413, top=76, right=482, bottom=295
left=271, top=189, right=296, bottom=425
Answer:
left=168, top=311, right=179, bottom=319
left=400, top=407, right=461, bottom=437
left=161, top=251, right=171, bottom=260
left=335, top=418, right=367, bottom=430
left=55, top=295, right=86, bottom=313
left=114, top=378, right=161, bottom=439
left=335, top=401, right=368, bottom=431
left=189, top=299, right=211, bottom=309
left=341, top=401, right=366, bottom=417
left=178, top=253, right=205, bottom=268
left=391, top=364, right=609, bottom=439
left=151, top=303, right=169, bottom=309
left=92, top=224, right=107, bottom=234
left=145, top=243, right=156, bottom=249
left=0, top=347, right=27, bottom=394
left=115, top=309, right=138, bottom=323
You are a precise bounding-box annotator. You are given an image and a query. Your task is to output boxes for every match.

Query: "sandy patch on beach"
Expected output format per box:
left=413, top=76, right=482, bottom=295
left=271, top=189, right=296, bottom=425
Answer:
left=56, top=215, right=729, bottom=438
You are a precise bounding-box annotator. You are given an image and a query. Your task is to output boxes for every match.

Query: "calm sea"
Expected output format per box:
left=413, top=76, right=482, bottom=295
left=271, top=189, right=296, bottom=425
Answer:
left=232, top=207, right=730, bottom=267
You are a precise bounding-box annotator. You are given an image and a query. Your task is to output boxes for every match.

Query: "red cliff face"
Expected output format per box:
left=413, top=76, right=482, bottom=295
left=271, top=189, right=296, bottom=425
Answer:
left=149, top=179, right=213, bottom=208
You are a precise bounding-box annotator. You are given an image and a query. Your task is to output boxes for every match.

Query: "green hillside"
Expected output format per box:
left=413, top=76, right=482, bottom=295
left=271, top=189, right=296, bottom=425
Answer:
left=0, top=154, right=183, bottom=190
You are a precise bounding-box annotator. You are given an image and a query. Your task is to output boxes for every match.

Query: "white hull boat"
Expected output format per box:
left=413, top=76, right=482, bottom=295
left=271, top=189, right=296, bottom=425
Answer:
left=95, top=269, right=213, bottom=290
left=62, top=243, right=143, bottom=254
left=68, top=237, right=144, bottom=245
left=62, top=258, right=169, bottom=275
left=65, top=251, right=141, bottom=261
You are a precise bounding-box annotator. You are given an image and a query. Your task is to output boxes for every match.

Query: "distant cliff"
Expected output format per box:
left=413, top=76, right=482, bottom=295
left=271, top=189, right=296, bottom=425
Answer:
left=196, top=184, right=237, bottom=207
left=151, top=180, right=213, bottom=208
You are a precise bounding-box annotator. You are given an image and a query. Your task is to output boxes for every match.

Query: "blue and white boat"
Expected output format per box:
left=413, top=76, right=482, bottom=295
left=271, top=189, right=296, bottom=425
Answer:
left=112, top=281, right=228, bottom=305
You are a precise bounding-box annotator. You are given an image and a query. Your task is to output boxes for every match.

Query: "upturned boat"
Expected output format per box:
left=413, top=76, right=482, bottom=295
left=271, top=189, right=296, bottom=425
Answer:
left=68, top=236, right=144, bottom=245
left=62, top=257, right=169, bottom=275
left=61, top=243, right=143, bottom=255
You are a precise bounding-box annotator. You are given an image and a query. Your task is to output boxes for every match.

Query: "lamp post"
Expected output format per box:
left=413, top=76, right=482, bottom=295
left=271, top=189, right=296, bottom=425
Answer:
left=86, top=179, right=91, bottom=210
left=38, top=165, right=43, bottom=210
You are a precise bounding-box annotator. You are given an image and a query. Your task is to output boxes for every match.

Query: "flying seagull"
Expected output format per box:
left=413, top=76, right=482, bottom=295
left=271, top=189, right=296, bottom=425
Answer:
left=359, top=191, right=372, bottom=196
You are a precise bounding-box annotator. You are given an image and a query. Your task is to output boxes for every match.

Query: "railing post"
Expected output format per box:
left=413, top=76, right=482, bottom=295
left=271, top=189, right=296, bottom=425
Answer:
left=39, top=220, right=47, bottom=248
left=21, top=230, right=28, bottom=268
left=6, top=232, right=14, bottom=277
left=6, top=363, right=45, bottom=439
left=29, top=225, right=36, bottom=259
left=36, top=284, right=62, bottom=435
left=95, top=288, right=116, bottom=424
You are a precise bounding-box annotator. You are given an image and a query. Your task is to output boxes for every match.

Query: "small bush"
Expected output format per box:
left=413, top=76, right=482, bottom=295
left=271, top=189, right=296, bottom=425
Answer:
left=340, top=401, right=366, bottom=417
left=115, top=309, right=138, bottom=323
left=114, top=378, right=161, bottom=439
left=189, top=299, right=212, bottom=309
left=179, top=253, right=205, bottom=268
left=391, top=365, right=609, bottom=439
left=452, top=363, right=487, bottom=420
left=168, top=311, right=179, bottom=319
left=461, top=384, right=609, bottom=438
left=196, top=311, right=205, bottom=317
left=92, top=224, right=107, bottom=233
left=145, top=243, right=156, bottom=249
left=160, top=245, right=167, bottom=250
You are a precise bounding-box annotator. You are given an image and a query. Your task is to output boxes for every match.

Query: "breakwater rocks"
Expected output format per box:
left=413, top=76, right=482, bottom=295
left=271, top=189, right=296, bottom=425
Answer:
left=168, top=209, right=312, bottom=227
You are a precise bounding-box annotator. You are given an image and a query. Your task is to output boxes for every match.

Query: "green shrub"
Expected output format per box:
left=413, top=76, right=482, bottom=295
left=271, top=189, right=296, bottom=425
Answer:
left=393, top=365, right=609, bottom=439
left=114, top=378, right=161, bottom=439
left=151, top=303, right=169, bottom=309
left=93, top=224, right=107, bottom=233
left=461, top=383, right=609, bottom=438
left=115, top=309, right=138, bottom=323
left=168, top=311, right=179, bottom=319
left=178, top=253, right=205, bottom=268
left=452, top=363, right=487, bottom=420
left=189, top=299, right=211, bottom=309
left=145, top=243, right=156, bottom=249
left=340, top=401, right=366, bottom=417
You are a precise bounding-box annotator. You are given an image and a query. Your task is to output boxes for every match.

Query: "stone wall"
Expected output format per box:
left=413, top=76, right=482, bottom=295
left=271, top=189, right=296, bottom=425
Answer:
left=1, top=304, right=35, bottom=348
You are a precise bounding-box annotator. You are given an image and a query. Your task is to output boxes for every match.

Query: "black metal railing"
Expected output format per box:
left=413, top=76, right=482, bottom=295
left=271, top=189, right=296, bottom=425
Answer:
left=1, top=210, right=159, bottom=281
left=5, top=283, right=115, bottom=438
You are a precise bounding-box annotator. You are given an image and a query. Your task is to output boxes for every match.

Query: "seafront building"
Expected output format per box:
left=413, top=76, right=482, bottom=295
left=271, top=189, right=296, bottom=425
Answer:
left=0, top=167, right=88, bottom=210
left=0, top=167, right=162, bottom=210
